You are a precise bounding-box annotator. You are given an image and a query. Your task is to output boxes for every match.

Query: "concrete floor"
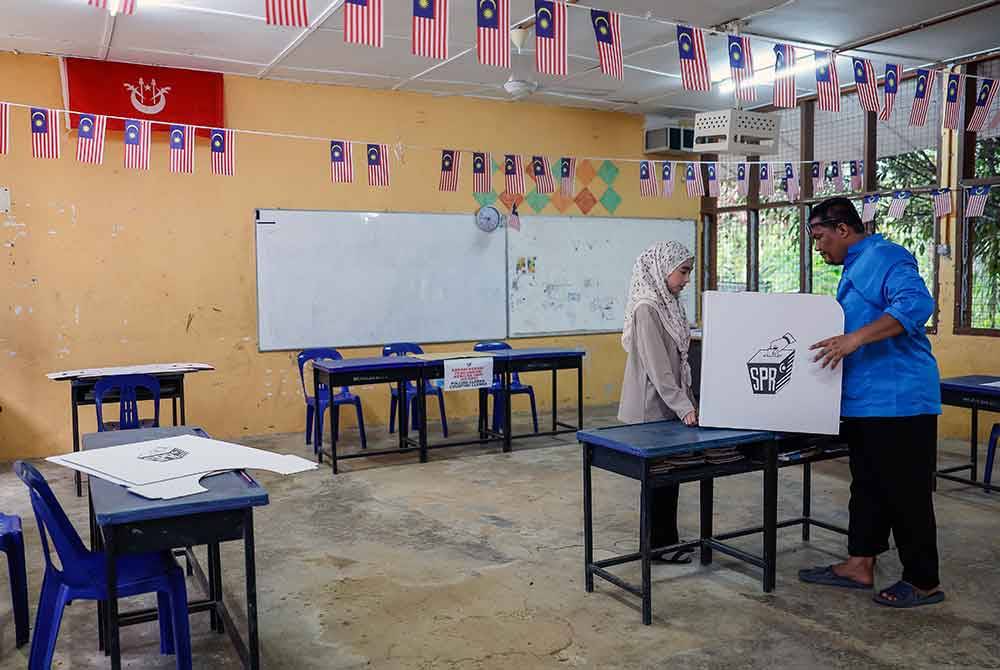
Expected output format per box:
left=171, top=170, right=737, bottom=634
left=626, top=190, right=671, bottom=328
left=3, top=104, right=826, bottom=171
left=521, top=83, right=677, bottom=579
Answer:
left=0, top=406, right=998, bottom=669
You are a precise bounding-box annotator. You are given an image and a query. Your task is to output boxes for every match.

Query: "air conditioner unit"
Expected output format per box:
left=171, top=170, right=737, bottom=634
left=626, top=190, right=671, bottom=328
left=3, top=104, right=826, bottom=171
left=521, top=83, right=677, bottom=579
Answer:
left=644, top=124, right=696, bottom=154
left=693, top=109, right=780, bottom=155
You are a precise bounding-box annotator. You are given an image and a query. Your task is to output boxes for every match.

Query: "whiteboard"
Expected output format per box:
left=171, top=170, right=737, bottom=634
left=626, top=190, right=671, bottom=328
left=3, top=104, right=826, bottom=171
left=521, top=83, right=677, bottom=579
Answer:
left=507, top=216, right=696, bottom=336
left=255, top=209, right=507, bottom=350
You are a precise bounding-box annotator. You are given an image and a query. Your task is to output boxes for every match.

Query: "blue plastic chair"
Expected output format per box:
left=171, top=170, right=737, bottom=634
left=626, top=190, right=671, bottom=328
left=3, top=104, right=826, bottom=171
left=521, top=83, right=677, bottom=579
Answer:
left=0, top=514, right=28, bottom=648
left=297, top=348, right=367, bottom=452
left=474, top=342, right=538, bottom=434
left=14, top=461, right=192, bottom=670
left=984, top=423, right=1000, bottom=491
left=382, top=343, right=448, bottom=437
left=94, top=374, right=161, bottom=432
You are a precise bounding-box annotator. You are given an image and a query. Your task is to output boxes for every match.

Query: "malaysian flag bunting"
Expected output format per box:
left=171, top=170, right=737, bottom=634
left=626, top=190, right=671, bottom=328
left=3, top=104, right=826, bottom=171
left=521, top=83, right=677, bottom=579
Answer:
left=345, top=0, right=383, bottom=48
left=944, top=73, right=963, bottom=130
left=810, top=161, right=823, bottom=192
left=661, top=161, right=675, bottom=197
left=477, top=0, right=509, bottom=68
left=559, top=157, right=575, bottom=197
left=773, top=44, right=797, bottom=108
left=965, top=185, right=990, bottom=218
left=123, top=119, right=151, bottom=170
left=878, top=64, right=900, bottom=121
left=89, top=0, right=136, bottom=15
left=535, top=0, right=567, bottom=77
left=784, top=162, right=799, bottom=200
left=639, top=160, right=658, bottom=197
left=0, top=103, right=8, bottom=156
left=472, top=152, right=492, bottom=193
left=330, top=140, right=353, bottom=183
left=728, top=35, right=756, bottom=103
left=677, top=25, right=710, bottom=91
left=169, top=125, right=195, bottom=175
left=531, top=155, right=555, bottom=194
left=829, top=161, right=843, bottom=191
left=685, top=163, right=704, bottom=198
left=266, top=0, right=308, bottom=27
left=736, top=162, right=748, bottom=197
left=849, top=160, right=862, bottom=191
left=592, top=10, right=623, bottom=80
left=439, top=149, right=460, bottom=192
left=932, top=188, right=952, bottom=217
left=967, top=78, right=999, bottom=132
left=909, top=68, right=936, bottom=127
left=367, top=143, right=390, bottom=187
left=887, top=190, right=911, bottom=219
left=76, top=113, right=107, bottom=166
left=504, top=154, right=525, bottom=195
left=815, top=52, right=840, bottom=112
left=853, top=58, right=879, bottom=113
left=210, top=129, right=236, bottom=176
left=861, top=194, right=879, bottom=223
left=706, top=162, right=720, bottom=197
left=759, top=162, right=774, bottom=196
left=30, top=108, right=60, bottom=159
left=413, top=0, right=448, bottom=59
left=508, top=203, right=520, bottom=231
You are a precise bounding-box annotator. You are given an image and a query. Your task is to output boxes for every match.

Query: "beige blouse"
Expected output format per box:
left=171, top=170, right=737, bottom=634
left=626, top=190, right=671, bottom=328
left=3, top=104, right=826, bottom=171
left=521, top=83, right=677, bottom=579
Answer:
left=618, top=304, right=696, bottom=424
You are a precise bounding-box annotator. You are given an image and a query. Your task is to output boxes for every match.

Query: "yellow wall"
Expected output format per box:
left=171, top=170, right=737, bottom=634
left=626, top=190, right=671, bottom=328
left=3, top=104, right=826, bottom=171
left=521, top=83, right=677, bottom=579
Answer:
left=0, top=53, right=699, bottom=458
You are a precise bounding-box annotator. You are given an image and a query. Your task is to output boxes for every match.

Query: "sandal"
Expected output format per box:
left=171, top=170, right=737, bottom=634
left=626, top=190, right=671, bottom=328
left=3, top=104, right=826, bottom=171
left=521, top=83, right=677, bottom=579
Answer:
left=873, top=581, right=945, bottom=608
left=653, top=548, right=694, bottom=564
left=798, top=565, right=872, bottom=590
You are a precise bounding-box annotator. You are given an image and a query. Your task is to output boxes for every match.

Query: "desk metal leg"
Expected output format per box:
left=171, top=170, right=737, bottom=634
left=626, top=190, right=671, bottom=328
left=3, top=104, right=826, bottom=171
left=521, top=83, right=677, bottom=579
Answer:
left=179, top=377, right=187, bottom=425
left=583, top=444, right=594, bottom=593
left=700, top=478, right=713, bottom=566
left=802, top=461, right=812, bottom=542
left=971, top=407, right=979, bottom=482
left=577, top=363, right=584, bottom=431
left=172, top=397, right=178, bottom=426
left=72, top=390, right=82, bottom=497
left=209, top=543, right=224, bottom=633
left=551, top=369, right=558, bottom=432
left=478, top=388, right=488, bottom=440
left=503, top=369, right=513, bottom=453
left=244, top=509, right=261, bottom=670
left=418, top=373, right=428, bottom=463
left=762, top=442, right=779, bottom=593
left=639, top=467, right=652, bottom=625
left=104, top=529, right=122, bottom=670
left=398, top=380, right=409, bottom=453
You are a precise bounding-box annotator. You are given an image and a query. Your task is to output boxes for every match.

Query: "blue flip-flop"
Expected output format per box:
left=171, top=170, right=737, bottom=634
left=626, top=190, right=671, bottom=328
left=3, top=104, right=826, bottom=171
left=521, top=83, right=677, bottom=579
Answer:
left=798, top=565, right=872, bottom=590
left=873, top=581, right=946, bottom=608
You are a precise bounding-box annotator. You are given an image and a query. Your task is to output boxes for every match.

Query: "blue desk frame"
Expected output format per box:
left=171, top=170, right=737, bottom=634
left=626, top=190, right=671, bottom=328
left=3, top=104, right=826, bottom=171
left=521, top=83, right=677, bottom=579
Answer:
left=578, top=422, right=847, bottom=625
left=85, top=426, right=268, bottom=670
left=937, top=375, right=1000, bottom=493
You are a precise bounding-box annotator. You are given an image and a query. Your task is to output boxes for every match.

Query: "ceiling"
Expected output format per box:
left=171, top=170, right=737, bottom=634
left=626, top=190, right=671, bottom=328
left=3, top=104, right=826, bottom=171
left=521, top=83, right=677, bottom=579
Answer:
left=3, top=0, right=1000, bottom=117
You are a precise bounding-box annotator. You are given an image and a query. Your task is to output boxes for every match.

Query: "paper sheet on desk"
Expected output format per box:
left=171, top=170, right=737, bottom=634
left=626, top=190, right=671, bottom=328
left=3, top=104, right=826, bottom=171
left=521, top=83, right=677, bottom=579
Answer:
left=47, top=362, right=214, bottom=380
left=980, top=381, right=1000, bottom=388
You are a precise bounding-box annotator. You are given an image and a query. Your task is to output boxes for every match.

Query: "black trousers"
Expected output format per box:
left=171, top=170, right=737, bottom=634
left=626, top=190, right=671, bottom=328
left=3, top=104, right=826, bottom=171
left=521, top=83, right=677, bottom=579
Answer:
left=843, top=414, right=940, bottom=590
left=651, top=484, right=680, bottom=549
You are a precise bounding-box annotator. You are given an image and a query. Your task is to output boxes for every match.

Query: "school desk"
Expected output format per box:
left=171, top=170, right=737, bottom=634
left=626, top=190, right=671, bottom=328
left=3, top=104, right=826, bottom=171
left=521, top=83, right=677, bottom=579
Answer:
left=937, top=375, right=1000, bottom=493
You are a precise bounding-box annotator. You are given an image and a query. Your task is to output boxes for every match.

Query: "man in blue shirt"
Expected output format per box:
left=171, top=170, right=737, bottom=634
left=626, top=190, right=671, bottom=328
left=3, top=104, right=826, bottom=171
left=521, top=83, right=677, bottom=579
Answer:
left=799, top=197, right=944, bottom=608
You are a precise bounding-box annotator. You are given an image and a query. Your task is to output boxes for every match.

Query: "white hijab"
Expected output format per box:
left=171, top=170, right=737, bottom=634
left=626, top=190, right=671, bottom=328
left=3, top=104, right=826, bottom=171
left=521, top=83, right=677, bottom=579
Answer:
left=621, top=241, right=694, bottom=386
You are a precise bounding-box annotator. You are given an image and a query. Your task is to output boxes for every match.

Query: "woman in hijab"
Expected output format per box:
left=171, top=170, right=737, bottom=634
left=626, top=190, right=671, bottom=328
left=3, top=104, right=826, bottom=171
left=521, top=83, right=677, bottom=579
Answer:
left=619, top=240, right=697, bottom=563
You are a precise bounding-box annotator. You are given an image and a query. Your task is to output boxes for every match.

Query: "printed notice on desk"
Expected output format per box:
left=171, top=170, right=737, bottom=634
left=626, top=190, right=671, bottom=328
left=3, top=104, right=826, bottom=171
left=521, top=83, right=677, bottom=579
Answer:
left=443, top=357, right=493, bottom=391
left=980, top=381, right=1000, bottom=388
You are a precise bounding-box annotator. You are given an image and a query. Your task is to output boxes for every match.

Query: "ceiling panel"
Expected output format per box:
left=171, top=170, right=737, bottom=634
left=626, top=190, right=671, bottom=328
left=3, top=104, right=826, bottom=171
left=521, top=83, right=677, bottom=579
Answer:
left=268, top=67, right=401, bottom=89
left=107, top=47, right=266, bottom=75
left=282, top=31, right=433, bottom=78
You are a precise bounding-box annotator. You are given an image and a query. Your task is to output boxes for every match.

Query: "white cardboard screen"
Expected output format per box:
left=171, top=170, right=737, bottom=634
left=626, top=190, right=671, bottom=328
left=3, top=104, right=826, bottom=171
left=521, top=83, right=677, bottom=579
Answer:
left=698, top=291, right=845, bottom=435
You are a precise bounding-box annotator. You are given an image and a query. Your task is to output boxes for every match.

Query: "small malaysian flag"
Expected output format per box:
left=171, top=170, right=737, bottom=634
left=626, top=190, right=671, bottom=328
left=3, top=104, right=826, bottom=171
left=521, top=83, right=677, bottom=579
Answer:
left=878, top=64, right=901, bottom=121
left=810, top=161, right=823, bottom=191
left=367, top=143, right=390, bottom=187
left=773, top=44, right=797, bottom=108
left=639, top=161, right=658, bottom=197
left=30, top=108, right=60, bottom=159
left=861, top=194, right=879, bottom=223
left=849, top=160, right=862, bottom=191
left=439, top=149, right=460, bottom=192
left=75, top=113, right=107, bottom=166
left=944, top=73, right=963, bottom=130
left=345, top=0, right=383, bottom=48
left=853, top=58, right=879, bottom=113
left=477, top=0, right=509, bottom=68
left=728, top=35, right=756, bottom=103
left=413, top=0, right=448, bottom=60
left=169, top=125, right=195, bottom=175
left=531, top=155, right=555, bottom=194
left=330, top=140, right=353, bottom=183
left=535, top=0, right=567, bottom=77
left=932, top=188, right=952, bottom=217
left=909, top=69, right=936, bottom=127
left=685, top=163, right=704, bottom=198
left=887, top=190, right=911, bottom=219
left=829, top=161, right=843, bottom=191
left=677, top=25, right=710, bottom=91
left=123, top=119, right=151, bottom=170
left=706, top=162, right=720, bottom=197
left=967, top=78, right=999, bottom=132
left=210, top=129, right=236, bottom=176
left=736, top=162, right=748, bottom=197
left=815, top=52, right=840, bottom=112
left=472, top=152, right=492, bottom=193
left=759, top=162, right=774, bottom=196
left=784, top=162, right=799, bottom=200
left=592, top=10, right=623, bottom=80
left=266, top=0, right=308, bottom=26
left=0, top=103, right=8, bottom=155
left=504, top=154, right=525, bottom=195
left=661, top=161, right=675, bottom=197
left=559, top=157, right=575, bottom=197
left=118, top=0, right=136, bottom=14
left=965, top=185, right=990, bottom=218
left=90, top=0, right=136, bottom=15
left=508, top=203, right=520, bottom=231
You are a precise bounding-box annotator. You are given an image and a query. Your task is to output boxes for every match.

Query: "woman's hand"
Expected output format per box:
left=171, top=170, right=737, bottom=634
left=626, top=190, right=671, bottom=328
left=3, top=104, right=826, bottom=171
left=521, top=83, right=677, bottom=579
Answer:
left=683, top=411, right=698, bottom=426
left=810, top=332, right=863, bottom=370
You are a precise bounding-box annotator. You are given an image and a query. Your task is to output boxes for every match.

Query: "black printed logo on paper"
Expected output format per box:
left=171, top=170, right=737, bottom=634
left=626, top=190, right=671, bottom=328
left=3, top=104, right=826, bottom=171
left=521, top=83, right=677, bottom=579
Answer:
left=747, top=333, right=796, bottom=395
left=138, top=446, right=189, bottom=463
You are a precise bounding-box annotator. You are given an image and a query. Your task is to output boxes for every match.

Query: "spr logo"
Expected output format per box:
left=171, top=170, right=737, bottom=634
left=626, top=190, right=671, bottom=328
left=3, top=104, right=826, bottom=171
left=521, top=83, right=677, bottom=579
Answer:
left=138, top=446, right=189, bottom=463
left=747, top=333, right=796, bottom=395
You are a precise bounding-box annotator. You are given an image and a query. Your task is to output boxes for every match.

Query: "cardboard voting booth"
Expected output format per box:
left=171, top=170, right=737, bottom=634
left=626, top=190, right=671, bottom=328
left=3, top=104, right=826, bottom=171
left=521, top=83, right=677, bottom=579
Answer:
left=698, top=291, right=845, bottom=435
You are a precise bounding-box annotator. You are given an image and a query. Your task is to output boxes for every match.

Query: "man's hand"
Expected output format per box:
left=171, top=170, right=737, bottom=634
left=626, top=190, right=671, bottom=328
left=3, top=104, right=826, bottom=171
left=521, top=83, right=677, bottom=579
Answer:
left=810, top=333, right=862, bottom=370
left=682, top=411, right=698, bottom=426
